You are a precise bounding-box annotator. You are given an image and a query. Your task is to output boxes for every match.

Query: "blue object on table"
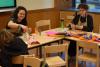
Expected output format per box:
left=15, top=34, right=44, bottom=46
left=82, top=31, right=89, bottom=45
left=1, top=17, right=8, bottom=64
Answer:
left=83, top=34, right=92, bottom=40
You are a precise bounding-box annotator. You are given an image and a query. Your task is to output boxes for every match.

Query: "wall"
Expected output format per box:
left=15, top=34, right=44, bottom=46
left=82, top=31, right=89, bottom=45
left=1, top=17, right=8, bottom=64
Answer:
left=54, top=0, right=72, bottom=9
left=27, top=9, right=60, bottom=32
left=0, top=12, right=12, bottom=30
left=16, top=0, right=54, bottom=10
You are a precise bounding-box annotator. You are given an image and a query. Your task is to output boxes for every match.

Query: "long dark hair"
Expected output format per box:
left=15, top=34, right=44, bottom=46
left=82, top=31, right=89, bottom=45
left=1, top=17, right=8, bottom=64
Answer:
left=0, top=29, right=14, bottom=47
left=11, top=6, right=27, bottom=25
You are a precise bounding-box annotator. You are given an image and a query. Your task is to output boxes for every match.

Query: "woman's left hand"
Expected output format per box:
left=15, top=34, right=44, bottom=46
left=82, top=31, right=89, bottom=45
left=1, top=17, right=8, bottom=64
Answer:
left=20, top=25, right=28, bottom=32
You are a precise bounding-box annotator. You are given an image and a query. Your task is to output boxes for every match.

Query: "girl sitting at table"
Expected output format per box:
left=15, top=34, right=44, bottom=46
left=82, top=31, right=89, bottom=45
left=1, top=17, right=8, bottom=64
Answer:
left=68, top=3, right=94, bottom=59
left=6, top=6, right=31, bottom=36
left=70, top=3, right=93, bottom=32
left=0, top=29, right=28, bottom=67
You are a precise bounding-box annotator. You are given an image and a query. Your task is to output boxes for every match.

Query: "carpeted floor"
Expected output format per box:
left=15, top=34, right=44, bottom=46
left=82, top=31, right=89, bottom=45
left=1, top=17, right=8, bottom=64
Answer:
left=68, top=58, right=96, bottom=67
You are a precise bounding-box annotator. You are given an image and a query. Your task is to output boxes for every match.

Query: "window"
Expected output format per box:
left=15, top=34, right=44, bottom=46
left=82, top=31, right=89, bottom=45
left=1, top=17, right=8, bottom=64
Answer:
left=75, top=0, right=100, bottom=9
left=76, top=0, right=80, bottom=8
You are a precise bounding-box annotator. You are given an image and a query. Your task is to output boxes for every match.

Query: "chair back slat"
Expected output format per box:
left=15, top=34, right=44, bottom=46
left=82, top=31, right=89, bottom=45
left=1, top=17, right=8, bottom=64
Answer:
left=77, top=41, right=98, bottom=49
left=43, top=43, right=69, bottom=67
left=12, top=55, right=24, bottom=64
left=24, top=56, right=41, bottom=67
left=44, top=44, right=68, bottom=53
left=35, top=20, right=51, bottom=32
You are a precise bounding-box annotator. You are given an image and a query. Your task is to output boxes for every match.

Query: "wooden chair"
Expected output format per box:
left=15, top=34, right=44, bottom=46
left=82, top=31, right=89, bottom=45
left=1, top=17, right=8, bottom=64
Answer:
left=23, top=56, right=42, bottom=67
left=35, top=19, right=63, bottom=58
left=35, top=19, right=51, bottom=56
left=12, top=55, right=24, bottom=64
left=35, top=19, right=51, bottom=33
left=43, top=43, right=69, bottom=67
left=76, top=41, right=99, bottom=67
left=99, top=25, right=100, bottom=33
left=12, top=55, right=42, bottom=67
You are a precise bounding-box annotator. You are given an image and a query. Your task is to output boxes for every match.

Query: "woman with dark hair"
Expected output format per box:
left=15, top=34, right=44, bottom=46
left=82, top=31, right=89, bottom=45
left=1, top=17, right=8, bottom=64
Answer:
left=0, top=29, right=28, bottom=67
left=68, top=4, right=93, bottom=58
left=6, top=6, right=29, bottom=36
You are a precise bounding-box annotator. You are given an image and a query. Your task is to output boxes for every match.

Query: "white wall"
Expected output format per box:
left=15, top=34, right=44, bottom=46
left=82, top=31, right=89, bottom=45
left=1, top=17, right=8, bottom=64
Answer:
left=17, top=0, right=54, bottom=10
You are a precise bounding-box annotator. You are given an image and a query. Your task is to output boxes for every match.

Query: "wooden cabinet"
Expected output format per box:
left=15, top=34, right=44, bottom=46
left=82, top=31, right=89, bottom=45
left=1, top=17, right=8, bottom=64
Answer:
left=93, top=14, right=100, bottom=33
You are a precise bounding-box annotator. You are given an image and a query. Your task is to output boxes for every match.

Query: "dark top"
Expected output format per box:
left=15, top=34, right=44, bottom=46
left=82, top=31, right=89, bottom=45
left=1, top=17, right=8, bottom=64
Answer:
left=6, top=17, right=28, bottom=36
left=72, top=14, right=93, bottom=32
left=6, top=17, right=27, bottom=29
left=0, top=37, right=28, bottom=67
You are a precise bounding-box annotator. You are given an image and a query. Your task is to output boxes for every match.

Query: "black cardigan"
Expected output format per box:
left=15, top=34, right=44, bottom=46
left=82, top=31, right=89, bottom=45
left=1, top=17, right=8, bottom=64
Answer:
left=72, top=14, right=93, bottom=32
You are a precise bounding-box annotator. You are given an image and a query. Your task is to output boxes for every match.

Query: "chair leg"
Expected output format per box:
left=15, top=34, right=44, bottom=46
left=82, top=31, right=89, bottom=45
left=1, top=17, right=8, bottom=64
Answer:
left=36, top=48, right=39, bottom=57
left=83, top=61, right=86, bottom=67
left=76, top=58, right=78, bottom=67
left=96, top=62, right=99, bottom=67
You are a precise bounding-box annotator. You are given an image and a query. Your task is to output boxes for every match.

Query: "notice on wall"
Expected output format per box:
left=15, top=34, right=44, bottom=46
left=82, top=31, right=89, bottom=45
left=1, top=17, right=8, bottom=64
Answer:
left=17, top=0, right=54, bottom=10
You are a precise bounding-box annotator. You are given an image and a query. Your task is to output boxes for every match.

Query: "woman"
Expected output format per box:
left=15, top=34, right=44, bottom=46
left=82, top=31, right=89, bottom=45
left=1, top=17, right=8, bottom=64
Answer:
left=6, top=6, right=29, bottom=36
left=71, top=3, right=93, bottom=32
left=68, top=4, right=93, bottom=58
left=0, top=29, right=28, bottom=67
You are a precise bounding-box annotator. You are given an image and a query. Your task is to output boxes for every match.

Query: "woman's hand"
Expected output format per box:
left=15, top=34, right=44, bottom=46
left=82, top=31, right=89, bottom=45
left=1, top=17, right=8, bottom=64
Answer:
left=20, top=25, right=28, bottom=32
left=76, top=25, right=83, bottom=30
left=27, top=28, right=32, bottom=34
left=70, top=23, right=76, bottom=30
